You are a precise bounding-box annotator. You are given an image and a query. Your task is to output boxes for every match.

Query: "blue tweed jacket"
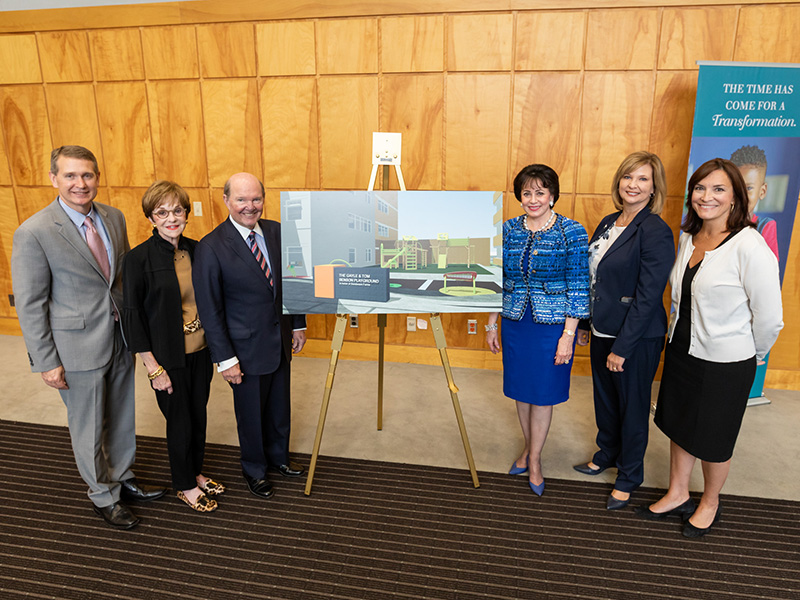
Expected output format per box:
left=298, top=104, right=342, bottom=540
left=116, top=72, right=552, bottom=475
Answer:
left=502, top=214, right=590, bottom=323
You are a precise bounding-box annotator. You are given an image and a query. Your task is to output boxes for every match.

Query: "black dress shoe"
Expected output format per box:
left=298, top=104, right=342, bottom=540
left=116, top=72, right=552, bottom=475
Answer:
left=635, top=498, right=696, bottom=520
left=606, top=494, right=630, bottom=511
left=93, top=501, right=140, bottom=529
left=683, top=504, right=721, bottom=538
left=573, top=462, right=606, bottom=476
left=120, top=478, right=167, bottom=502
left=270, top=461, right=306, bottom=478
left=243, top=471, right=274, bottom=499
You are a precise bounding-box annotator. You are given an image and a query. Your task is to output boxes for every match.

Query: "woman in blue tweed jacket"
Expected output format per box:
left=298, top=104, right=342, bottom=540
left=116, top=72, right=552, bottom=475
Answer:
left=486, top=164, right=590, bottom=495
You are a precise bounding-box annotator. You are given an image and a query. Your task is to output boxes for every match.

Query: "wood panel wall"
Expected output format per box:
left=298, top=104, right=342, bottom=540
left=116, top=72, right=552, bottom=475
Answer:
left=1, top=1, right=799, bottom=388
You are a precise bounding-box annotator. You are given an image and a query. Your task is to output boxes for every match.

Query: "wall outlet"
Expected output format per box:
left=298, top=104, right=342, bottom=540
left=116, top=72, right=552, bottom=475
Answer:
left=193, top=201, right=203, bottom=216
left=350, top=315, right=359, bottom=328
left=467, top=319, right=477, bottom=334
left=406, top=316, right=416, bottom=332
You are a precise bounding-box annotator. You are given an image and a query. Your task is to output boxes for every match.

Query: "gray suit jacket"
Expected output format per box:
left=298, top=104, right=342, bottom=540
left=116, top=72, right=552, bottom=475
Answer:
left=12, top=199, right=130, bottom=373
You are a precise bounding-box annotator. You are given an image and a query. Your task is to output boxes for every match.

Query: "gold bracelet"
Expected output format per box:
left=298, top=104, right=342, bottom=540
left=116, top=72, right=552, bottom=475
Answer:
left=147, top=365, right=164, bottom=380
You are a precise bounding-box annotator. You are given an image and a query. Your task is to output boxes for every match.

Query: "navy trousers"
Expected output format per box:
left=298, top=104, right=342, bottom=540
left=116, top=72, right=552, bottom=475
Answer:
left=231, top=352, right=292, bottom=479
left=590, top=335, right=664, bottom=492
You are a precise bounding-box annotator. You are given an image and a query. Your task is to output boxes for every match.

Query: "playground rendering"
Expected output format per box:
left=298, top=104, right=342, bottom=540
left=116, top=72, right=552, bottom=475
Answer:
left=280, top=190, right=503, bottom=314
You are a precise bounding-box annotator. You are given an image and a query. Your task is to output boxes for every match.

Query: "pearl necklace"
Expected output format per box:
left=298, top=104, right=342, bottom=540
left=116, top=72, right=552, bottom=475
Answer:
left=524, top=210, right=555, bottom=233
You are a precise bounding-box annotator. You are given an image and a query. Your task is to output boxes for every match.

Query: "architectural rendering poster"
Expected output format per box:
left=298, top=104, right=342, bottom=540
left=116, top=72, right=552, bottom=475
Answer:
left=688, top=61, right=800, bottom=396
left=280, top=190, right=503, bottom=314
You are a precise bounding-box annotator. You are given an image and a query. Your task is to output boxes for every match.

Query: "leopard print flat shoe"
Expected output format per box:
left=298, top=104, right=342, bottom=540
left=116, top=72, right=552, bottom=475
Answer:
left=199, top=478, right=226, bottom=496
left=177, top=490, right=218, bottom=512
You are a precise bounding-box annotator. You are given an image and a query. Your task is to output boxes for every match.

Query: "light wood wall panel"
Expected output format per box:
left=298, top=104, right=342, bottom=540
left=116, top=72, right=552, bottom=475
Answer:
left=0, top=35, right=41, bottom=84
left=45, top=84, right=105, bottom=175
left=141, top=26, right=199, bottom=80
left=649, top=71, right=698, bottom=198
left=381, top=15, right=443, bottom=73
left=37, top=31, right=92, bottom=82
left=735, top=5, right=800, bottom=63
left=447, top=14, right=513, bottom=72
left=197, top=23, right=256, bottom=78
left=15, top=187, right=57, bottom=224
left=183, top=187, right=216, bottom=242
left=256, top=21, right=315, bottom=76
left=577, top=72, right=655, bottom=193
left=381, top=74, right=443, bottom=191
left=0, top=187, right=19, bottom=318
left=585, top=9, right=659, bottom=70
left=318, top=76, right=379, bottom=189
left=0, top=128, right=12, bottom=185
left=202, top=79, right=262, bottom=187
left=573, top=195, right=617, bottom=241
left=147, top=81, right=207, bottom=186
left=95, top=82, right=154, bottom=187
left=260, top=78, right=319, bottom=189
left=316, top=19, right=378, bottom=75
left=445, top=73, right=510, bottom=190
left=88, top=29, right=145, bottom=81
left=658, top=7, right=737, bottom=69
left=510, top=72, right=582, bottom=193
left=515, top=11, right=586, bottom=71
left=109, top=187, right=150, bottom=247
left=0, top=86, right=51, bottom=186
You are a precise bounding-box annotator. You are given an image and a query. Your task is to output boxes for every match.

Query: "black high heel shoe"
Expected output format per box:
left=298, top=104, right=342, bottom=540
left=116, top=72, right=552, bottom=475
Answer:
left=634, top=498, right=696, bottom=520
left=682, top=504, right=721, bottom=538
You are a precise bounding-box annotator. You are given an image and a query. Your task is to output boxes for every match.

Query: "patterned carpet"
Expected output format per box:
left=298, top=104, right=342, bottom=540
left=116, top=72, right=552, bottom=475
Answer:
left=1, top=419, right=798, bottom=600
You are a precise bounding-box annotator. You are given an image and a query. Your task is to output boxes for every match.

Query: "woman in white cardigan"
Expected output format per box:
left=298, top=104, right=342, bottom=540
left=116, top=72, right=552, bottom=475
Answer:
left=636, top=158, right=783, bottom=538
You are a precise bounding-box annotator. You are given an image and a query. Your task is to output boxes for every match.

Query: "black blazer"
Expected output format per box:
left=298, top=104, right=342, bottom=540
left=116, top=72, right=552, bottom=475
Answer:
left=579, top=207, right=674, bottom=359
left=192, top=218, right=306, bottom=375
left=122, top=230, right=198, bottom=370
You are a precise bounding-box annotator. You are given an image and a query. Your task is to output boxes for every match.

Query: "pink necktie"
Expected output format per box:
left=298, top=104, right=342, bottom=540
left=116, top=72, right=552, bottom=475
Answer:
left=84, top=216, right=111, bottom=281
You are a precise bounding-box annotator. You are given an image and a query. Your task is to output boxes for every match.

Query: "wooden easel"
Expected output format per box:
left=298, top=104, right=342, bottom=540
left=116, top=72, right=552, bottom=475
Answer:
left=303, top=135, right=480, bottom=495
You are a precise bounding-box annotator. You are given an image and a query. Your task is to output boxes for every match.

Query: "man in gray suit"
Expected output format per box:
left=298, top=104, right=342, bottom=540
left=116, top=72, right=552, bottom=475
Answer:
left=11, top=146, right=165, bottom=529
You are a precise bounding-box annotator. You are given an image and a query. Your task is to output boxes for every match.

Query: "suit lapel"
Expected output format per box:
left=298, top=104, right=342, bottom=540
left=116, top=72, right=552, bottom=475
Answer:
left=262, top=220, right=281, bottom=301
left=50, top=201, right=109, bottom=283
left=93, top=203, right=120, bottom=279
left=601, top=208, right=650, bottom=262
left=222, top=219, right=273, bottom=290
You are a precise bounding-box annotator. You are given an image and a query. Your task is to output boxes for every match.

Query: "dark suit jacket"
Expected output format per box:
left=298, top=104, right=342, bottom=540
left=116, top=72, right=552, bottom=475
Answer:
left=579, top=207, right=675, bottom=359
left=192, top=217, right=305, bottom=375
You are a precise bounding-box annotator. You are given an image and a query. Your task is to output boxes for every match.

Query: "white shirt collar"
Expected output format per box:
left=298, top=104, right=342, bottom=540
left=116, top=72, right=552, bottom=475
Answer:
left=228, top=215, right=264, bottom=241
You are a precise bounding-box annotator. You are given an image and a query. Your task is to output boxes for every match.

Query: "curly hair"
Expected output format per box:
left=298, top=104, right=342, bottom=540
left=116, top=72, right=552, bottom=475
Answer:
left=729, top=145, right=767, bottom=169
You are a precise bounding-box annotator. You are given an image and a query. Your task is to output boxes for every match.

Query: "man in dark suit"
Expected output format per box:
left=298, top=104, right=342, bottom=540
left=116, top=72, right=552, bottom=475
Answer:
left=193, top=172, right=306, bottom=499
left=11, top=146, right=165, bottom=529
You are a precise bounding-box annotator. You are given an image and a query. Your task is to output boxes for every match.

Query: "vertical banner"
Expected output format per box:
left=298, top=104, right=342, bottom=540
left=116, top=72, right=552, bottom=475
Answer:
left=688, top=62, right=800, bottom=400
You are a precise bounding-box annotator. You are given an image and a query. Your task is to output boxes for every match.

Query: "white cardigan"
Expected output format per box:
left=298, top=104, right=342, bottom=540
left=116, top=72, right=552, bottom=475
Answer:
left=668, top=228, right=783, bottom=362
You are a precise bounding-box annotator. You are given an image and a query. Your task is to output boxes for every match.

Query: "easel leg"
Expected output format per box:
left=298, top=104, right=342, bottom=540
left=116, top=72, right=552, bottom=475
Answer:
left=429, top=313, right=480, bottom=488
left=377, top=314, right=386, bottom=430
left=304, top=314, right=348, bottom=496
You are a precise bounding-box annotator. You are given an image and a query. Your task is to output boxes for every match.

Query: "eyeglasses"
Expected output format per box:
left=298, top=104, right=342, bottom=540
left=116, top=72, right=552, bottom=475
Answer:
left=152, top=207, right=186, bottom=219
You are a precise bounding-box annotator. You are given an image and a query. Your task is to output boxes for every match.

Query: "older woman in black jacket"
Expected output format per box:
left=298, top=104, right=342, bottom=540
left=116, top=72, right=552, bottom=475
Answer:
left=574, top=152, right=674, bottom=510
left=123, top=181, right=224, bottom=512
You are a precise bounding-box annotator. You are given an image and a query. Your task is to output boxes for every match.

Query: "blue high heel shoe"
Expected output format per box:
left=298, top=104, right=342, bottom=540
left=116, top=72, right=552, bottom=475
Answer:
left=529, top=479, right=545, bottom=496
left=508, top=457, right=528, bottom=476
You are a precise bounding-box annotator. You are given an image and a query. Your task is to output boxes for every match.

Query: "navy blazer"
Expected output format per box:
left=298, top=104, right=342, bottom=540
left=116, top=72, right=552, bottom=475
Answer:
left=193, top=218, right=306, bottom=375
left=579, top=208, right=674, bottom=359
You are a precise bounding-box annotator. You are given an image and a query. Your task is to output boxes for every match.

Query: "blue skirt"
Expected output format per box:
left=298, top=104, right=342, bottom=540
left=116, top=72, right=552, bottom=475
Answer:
left=501, top=304, right=574, bottom=406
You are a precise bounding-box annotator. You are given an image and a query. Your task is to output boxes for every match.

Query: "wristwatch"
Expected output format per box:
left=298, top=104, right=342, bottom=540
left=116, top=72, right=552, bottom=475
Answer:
left=563, top=328, right=575, bottom=336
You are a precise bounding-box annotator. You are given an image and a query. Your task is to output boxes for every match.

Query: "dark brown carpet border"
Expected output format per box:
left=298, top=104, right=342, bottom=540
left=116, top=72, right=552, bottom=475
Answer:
left=1, top=419, right=798, bottom=600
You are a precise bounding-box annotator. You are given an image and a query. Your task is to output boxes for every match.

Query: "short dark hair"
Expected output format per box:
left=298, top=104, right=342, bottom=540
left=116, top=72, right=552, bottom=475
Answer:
left=730, top=145, right=767, bottom=170
left=682, top=158, right=755, bottom=235
left=50, top=145, right=100, bottom=176
left=141, top=180, right=191, bottom=219
left=513, top=164, right=560, bottom=205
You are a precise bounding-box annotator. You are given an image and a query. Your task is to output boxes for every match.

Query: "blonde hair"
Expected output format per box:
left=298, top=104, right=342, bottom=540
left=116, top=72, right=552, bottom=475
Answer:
left=610, top=151, right=667, bottom=215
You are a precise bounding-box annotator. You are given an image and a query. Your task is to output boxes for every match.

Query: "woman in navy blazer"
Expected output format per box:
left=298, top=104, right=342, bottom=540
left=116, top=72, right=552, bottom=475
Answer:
left=574, top=152, right=675, bottom=510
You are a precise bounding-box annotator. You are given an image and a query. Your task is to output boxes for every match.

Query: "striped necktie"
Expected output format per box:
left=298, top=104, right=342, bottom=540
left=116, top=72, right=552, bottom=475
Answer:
left=248, top=231, right=273, bottom=287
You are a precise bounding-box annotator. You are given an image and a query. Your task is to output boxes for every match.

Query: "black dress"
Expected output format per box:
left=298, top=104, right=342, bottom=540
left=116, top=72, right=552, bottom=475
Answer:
left=654, top=249, right=756, bottom=463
